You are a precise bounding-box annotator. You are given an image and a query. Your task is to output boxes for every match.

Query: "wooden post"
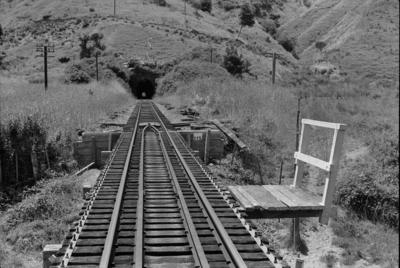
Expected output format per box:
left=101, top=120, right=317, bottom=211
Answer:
left=210, top=46, right=213, bottom=63
left=91, top=137, right=97, bottom=166
left=320, top=127, right=345, bottom=224
left=0, top=158, right=2, bottom=187
left=43, top=244, right=62, bottom=268
left=45, top=147, right=50, bottom=170
left=108, top=132, right=112, bottom=151
left=31, top=144, right=39, bottom=181
left=95, top=53, right=99, bottom=81
left=292, top=122, right=311, bottom=188
left=15, top=152, right=18, bottom=185
left=272, top=52, right=276, bottom=84
left=44, top=45, right=48, bottom=90
left=292, top=217, right=301, bottom=250
left=204, top=129, right=210, bottom=163
left=278, top=160, right=283, bottom=185
left=230, top=143, right=237, bottom=166
left=113, top=0, right=116, bottom=16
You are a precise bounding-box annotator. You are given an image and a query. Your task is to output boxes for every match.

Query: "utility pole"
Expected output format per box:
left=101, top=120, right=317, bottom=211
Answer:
left=113, top=0, right=116, bottom=16
left=184, top=0, right=188, bottom=31
left=36, top=40, right=55, bottom=91
left=210, top=46, right=213, bottom=63
left=95, top=53, right=99, bottom=81
left=272, top=52, right=276, bottom=84
left=265, top=52, right=282, bottom=84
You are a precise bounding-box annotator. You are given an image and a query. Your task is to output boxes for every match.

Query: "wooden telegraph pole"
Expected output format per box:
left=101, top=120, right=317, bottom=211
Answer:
left=36, top=40, right=55, bottom=91
left=113, top=0, right=116, bottom=16
left=95, top=52, right=99, bottom=82
left=265, top=52, right=282, bottom=84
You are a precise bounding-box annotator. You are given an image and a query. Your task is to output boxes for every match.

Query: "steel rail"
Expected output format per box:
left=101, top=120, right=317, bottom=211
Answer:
left=133, top=124, right=147, bottom=268
left=59, top=126, right=127, bottom=268
left=151, top=103, right=247, bottom=268
left=99, top=103, right=142, bottom=268
left=157, top=126, right=210, bottom=268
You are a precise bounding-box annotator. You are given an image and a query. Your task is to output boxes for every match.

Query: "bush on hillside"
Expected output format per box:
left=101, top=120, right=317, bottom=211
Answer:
left=251, top=0, right=272, bottom=17
left=64, top=64, right=91, bottom=83
left=336, top=133, right=399, bottom=228
left=0, top=117, right=50, bottom=200
left=259, top=18, right=277, bottom=36
left=222, top=45, right=250, bottom=77
left=79, top=33, right=106, bottom=59
left=238, top=4, right=255, bottom=38
left=200, top=0, right=212, bottom=12
left=278, top=35, right=296, bottom=52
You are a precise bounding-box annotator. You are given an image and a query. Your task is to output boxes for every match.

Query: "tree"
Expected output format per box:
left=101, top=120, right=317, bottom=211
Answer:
left=79, top=33, right=106, bottom=59
left=222, top=45, right=250, bottom=77
left=200, top=0, right=212, bottom=12
left=315, top=41, right=327, bottom=52
left=237, top=4, right=255, bottom=39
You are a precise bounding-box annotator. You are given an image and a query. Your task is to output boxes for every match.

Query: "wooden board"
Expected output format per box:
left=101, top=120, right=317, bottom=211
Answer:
left=228, top=185, right=324, bottom=217
left=211, top=119, right=247, bottom=150
left=263, top=185, right=323, bottom=210
left=228, top=186, right=287, bottom=211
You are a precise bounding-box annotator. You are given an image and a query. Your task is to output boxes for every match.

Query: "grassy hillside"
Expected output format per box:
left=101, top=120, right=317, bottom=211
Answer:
left=278, top=0, right=399, bottom=85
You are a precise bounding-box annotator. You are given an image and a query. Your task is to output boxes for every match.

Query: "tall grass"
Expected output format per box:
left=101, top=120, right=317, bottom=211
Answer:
left=0, top=77, right=134, bottom=143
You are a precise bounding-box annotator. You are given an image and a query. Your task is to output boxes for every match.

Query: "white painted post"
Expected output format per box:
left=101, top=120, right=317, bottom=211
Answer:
left=320, top=127, right=345, bottom=224
left=43, top=244, right=62, bottom=268
left=292, top=123, right=312, bottom=187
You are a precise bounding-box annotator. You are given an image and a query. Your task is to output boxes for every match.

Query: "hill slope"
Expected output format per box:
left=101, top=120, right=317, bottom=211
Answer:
left=278, top=0, right=399, bottom=86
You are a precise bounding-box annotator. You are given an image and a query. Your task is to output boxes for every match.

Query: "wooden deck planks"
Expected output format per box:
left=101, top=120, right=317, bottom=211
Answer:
left=228, top=185, right=324, bottom=215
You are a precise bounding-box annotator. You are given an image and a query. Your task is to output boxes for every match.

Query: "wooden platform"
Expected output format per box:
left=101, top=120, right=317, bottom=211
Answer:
left=228, top=185, right=324, bottom=219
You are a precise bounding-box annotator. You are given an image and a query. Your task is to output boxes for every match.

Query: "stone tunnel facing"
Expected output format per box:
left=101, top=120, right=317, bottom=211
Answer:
left=131, top=79, right=156, bottom=99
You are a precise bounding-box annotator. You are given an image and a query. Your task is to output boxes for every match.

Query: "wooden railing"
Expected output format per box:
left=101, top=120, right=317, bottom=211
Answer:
left=293, top=118, right=346, bottom=224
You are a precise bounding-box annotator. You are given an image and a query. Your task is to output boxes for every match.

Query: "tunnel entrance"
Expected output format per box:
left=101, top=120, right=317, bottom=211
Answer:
left=129, top=77, right=156, bottom=99
left=135, top=79, right=155, bottom=99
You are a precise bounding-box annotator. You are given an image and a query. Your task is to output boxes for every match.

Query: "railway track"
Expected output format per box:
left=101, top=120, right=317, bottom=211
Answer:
left=52, top=101, right=275, bottom=268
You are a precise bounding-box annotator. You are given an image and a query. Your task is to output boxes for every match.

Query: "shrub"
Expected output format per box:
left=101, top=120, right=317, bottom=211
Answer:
left=58, top=56, right=70, bottom=63
left=222, top=45, right=250, bottom=77
left=336, top=161, right=399, bottom=228
left=315, top=41, right=327, bottom=51
left=278, top=35, right=296, bottom=52
left=251, top=0, right=272, bottom=17
left=200, top=0, right=212, bottom=12
left=259, top=18, right=277, bottom=36
left=64, top=64, right=91, bottom=83
left=79, top=33, right=106, bottom=59
left=238, top=4, right=255, bottom=38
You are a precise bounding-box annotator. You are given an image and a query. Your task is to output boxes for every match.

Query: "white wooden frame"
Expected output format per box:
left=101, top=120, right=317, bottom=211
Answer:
left=292, top=119, right=346, bottom=224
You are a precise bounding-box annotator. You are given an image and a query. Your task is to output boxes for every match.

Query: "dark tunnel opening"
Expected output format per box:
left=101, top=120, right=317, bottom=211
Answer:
left=131, top=79, right=156, bottom=99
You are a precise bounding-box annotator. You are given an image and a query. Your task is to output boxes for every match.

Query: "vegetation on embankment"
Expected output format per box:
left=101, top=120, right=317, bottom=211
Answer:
left=0, top=175, right=86, bottom=267
left=0, top=77, right=133, bottom=204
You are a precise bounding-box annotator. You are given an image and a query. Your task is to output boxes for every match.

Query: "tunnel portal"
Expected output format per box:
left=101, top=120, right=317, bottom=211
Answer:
left=129, top=77, right=156, bottom=99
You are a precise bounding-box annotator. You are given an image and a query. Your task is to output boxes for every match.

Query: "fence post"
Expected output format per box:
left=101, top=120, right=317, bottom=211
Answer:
left=293, top=123, right=311, bottom=187
left=91, top=137, right=97, bottom=166
left=320, top=127, right=345, bottom=224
